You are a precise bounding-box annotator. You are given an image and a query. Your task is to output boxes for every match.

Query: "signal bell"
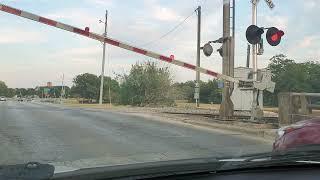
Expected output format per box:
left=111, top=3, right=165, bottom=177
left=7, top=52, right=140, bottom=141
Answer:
left=203, top=43, right=213, bottom=57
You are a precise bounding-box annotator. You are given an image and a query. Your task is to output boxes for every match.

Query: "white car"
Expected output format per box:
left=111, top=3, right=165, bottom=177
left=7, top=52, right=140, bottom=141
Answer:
left=0, top=97, right=6, bottom=101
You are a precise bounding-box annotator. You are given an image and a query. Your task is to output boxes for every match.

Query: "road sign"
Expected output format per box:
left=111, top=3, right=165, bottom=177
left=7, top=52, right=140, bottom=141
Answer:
left=264, top=0, right=275, bottom=9
left=218, top=81, right=224, bottom=89
left=194, top=85, right=200, bottom=99
left=194, top=92, right=199, bottom=99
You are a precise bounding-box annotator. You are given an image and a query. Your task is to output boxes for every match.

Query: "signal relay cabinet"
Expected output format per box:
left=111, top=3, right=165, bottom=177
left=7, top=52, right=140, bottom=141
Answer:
left=231, top=67, right=272, bottom=111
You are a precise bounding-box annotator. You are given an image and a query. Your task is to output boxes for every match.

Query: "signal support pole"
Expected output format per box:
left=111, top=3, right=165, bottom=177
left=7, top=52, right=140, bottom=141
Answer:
left=99, top=10, right=108, bottom=105
left=251, top=0, right=263, bottom=120
left=195, top=6, right=201, bottom=108
left=219, top=0, right=234, bottom=119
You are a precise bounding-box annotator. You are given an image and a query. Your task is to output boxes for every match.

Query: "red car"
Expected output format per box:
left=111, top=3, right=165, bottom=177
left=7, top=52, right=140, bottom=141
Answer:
left=273, top=118, right=320, bottom=151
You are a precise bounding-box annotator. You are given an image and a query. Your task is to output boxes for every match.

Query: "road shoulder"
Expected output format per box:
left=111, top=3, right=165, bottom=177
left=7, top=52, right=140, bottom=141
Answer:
left=60, top=104, right=276, bottom=143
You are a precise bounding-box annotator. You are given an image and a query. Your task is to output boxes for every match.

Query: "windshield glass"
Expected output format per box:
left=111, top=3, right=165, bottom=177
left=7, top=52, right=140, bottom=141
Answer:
left=0, top=0, right=319, bottom=175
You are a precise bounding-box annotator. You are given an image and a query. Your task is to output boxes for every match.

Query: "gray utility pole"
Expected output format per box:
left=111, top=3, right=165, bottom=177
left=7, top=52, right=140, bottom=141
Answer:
left=195, top=6, right=201, bottom=107
left=219, top=0, right=234, bottom=119
left=99, top=10, right=108, bottom=105
left=60, top=73, right=65, bottom=101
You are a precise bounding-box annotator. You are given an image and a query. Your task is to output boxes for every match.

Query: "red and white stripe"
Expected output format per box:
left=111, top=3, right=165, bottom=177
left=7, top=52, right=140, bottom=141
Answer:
left=0, top=3, right=238, bottom=83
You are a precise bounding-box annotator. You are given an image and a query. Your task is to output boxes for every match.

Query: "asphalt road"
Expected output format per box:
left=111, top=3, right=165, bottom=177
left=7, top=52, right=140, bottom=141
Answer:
left=0, top=101, right=271, bottom=169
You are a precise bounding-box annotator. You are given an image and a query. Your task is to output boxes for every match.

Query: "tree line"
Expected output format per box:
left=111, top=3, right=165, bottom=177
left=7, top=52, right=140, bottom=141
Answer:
left=265, top=54, right=320, bottom=106
left=1, top=55, right=319, bottom=107
left=0, top=82, right=70, bottom=98
left=69, top=62, right=222, bottom=106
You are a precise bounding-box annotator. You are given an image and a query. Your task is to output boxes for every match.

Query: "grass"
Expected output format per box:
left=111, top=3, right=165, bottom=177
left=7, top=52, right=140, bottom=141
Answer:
left=62, top=98, right=128, bottom=109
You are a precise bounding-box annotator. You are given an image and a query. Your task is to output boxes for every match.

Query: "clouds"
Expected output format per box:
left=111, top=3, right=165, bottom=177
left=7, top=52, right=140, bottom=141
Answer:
left=303, top=0, right=319, bottom=9
left=0, top=28, right=46, bottom=44
left=46, top=8, right=102, bottom=30
left=143, top=0, right=181, bottom=22
left=86, top=0, right=114, bottom=7
left=298, top=36, right=319, bottom=48
left=263, top=15, right=288, bottom=30
left=152, top=6, right=181, bottom=22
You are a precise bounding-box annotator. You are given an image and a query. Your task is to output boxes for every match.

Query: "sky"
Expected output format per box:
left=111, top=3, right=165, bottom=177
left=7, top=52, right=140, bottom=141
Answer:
left=0, top=0, right=319, bottom=88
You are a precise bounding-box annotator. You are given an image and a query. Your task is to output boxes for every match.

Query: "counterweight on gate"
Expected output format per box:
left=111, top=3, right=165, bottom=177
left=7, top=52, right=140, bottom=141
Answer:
left=0, top=3, right=238, bottom=83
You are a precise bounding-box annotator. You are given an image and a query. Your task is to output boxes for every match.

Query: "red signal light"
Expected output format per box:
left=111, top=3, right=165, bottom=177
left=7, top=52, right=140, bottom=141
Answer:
left=266, top=27, right=284, bottom=46
left=271, top=31, right=284, bottom=42
left=271, top=33, right=279, bottom=42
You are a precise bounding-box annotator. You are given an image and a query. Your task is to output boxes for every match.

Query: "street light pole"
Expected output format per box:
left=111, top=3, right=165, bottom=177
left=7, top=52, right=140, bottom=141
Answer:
left=99, top=10, right=108, bottom=105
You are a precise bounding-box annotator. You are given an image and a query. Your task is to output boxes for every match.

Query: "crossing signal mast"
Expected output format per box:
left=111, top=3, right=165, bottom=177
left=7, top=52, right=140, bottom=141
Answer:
left=246, top=0, right=283, bottom=120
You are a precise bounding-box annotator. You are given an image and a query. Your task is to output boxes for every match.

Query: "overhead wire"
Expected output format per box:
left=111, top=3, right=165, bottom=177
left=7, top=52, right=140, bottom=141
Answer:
left=139, top=7, right=199, bottom=72
left=139, top=9, right=197, bottom=47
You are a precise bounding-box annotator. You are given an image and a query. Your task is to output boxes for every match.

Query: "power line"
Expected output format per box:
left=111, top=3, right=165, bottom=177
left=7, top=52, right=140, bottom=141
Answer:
left=140, top=9, right=197, bottom=47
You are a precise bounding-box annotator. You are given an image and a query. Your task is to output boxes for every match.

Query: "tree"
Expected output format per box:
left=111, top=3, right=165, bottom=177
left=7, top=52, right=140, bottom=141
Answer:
left=170, top=80, right=221, bottom=104
left=6, top=88, right=15, bottom=98
left=71, top=73, right=100, bottom=101
left=265, top=54, right=320, bottom=106
left=0, top=81, right=8, bottom=96
left=205, top=80, right=222, bottom=104
left=102, top=76, right=120, bottom=103
left=15, top=88, right=29, bottom=97
left=306, top=61, right=320, bottom=93
left=171, top=81, right=194, bottom=101
left=119, top=61, right=174, bottom=106
left=70, top=73, right=119, bottom=103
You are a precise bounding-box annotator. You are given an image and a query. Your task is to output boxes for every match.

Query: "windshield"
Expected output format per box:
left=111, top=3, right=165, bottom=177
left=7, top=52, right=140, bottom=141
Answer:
left=0, top=0, right=319, bottom=176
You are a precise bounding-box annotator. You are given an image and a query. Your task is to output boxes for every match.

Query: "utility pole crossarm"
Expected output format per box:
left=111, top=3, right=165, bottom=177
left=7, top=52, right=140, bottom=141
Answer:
left=0, top=3, right=238, bottom=83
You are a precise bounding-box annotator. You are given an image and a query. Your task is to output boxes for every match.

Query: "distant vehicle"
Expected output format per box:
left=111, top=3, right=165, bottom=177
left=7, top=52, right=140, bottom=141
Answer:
left=273, top=118, right=320, bottom=151
left=18, top=98, right=24, bottom=102
left=0, top=96, right=6, bottom=101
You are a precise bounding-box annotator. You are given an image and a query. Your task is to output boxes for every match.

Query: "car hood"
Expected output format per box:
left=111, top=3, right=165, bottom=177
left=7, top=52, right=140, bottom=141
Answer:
left=296, top=118, right=320, bottom=126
